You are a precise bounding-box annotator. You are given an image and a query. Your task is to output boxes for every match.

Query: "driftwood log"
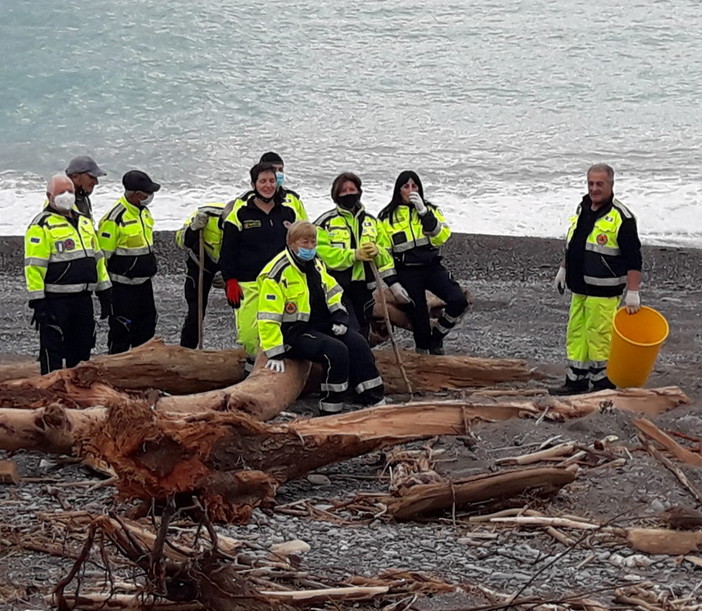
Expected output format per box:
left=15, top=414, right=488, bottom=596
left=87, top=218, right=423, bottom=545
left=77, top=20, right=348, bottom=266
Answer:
left=0, top=338, right=540, bottom=404
left=0, top=388, right=688, bottom=522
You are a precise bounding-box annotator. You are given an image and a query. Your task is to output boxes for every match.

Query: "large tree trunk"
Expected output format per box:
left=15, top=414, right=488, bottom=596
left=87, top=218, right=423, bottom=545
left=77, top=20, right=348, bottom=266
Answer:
left=0, top=388, right=688, bottom=524
left=0, top=339, right=540, bottom=404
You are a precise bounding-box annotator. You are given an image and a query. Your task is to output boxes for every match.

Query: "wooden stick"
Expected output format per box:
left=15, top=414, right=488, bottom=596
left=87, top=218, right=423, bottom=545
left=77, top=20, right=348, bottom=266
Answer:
left=370, top=262, right=412, bottom=397
left=639, top=435, right=702, bottom=504
left=496, top=442, right=576, bottom=465
left=490, top=516, right=600, bottom=530
left=634, top=418, right=702, bottom=466
left=197, top=231, right=205, bottom=350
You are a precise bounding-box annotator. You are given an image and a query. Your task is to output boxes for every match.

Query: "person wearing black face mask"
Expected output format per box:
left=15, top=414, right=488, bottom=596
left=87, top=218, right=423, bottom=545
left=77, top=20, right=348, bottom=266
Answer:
left=378, top=170, right=468, bottom=355
left=315, top=172, right=410, bottom=340
left=219, top=162, right=306, bottom=363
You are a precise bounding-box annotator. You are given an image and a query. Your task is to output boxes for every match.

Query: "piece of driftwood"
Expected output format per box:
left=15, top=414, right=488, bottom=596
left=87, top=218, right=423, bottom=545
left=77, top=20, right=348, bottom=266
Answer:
left=0, top=339, right=541, bottom=400
left=382, top=467, right=576, bottom=520
left=634, top=418, right=702, bottom=466
left=0, top=388, right=689, bottom=457
left=626, top=528, right=702, bottom=555
left=0, top=459, right=19, bottom=484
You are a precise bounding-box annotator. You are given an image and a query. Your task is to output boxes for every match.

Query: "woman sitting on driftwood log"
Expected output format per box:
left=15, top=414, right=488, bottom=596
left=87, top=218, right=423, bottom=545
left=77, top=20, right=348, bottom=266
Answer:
left=256, top=221, right=386, bottom=414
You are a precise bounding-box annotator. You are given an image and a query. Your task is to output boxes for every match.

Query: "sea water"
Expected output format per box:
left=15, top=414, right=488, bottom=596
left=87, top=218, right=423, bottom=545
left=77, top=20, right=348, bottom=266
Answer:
left=0, top=0, right=700, bottom=245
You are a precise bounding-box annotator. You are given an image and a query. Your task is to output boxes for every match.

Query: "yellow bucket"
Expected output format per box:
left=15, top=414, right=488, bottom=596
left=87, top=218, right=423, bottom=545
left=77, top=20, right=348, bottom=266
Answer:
left=606, top=306, right=669, bottom=388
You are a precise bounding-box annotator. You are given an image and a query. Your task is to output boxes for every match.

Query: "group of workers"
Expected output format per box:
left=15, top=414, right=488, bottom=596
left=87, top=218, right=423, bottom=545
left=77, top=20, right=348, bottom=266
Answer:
left=23, top=153, right=642, bottom=409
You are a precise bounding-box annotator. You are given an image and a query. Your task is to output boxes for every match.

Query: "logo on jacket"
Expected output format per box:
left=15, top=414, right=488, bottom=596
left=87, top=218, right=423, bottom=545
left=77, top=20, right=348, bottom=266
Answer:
left=596, top=234, right=608, bottom=245
left=243, top=220, right=262, bottom=230
left=284, top=302, right=297, bottom=314
left=56, top=238, right=75, bottom=253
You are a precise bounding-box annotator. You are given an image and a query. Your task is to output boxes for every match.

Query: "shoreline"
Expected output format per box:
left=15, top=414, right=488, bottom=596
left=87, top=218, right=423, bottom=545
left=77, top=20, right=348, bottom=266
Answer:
left=1, top=231, right=700, bottom=284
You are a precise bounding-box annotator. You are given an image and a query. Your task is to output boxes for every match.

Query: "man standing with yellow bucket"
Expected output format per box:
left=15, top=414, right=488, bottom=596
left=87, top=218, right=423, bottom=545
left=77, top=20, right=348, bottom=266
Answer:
left=550, top=164, right=642, bottom=395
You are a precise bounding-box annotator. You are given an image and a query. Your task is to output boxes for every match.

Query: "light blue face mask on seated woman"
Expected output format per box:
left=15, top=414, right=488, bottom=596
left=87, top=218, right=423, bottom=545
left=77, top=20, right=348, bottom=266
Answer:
left=297, top=247, right=316, bottom=261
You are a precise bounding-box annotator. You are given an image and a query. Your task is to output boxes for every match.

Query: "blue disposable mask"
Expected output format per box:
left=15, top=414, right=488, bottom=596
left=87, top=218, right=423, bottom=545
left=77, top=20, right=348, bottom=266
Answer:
left=276, top=171, right=285, bottom=187
left=297, top=247, right=316, bottom=261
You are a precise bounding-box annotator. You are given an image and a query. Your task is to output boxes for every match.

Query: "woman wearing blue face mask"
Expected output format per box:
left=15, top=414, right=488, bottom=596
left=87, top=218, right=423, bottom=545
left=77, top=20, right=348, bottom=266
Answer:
left=315, top=172, right=411, bottom=340
left=257, top=221, right=385, bottom=414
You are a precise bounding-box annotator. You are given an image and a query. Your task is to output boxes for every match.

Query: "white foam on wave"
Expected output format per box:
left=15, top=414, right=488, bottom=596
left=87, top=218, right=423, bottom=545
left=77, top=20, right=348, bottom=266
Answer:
left=2, top=173, right=700, bottom=248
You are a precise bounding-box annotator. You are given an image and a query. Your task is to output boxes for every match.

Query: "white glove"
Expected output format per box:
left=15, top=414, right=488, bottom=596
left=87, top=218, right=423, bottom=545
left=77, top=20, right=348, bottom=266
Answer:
left=554, top=266, right=566, bottom=294
left=408, top=192, right=427, bottom=215
left=190, top=211, right=209, bottom=231
left=625, top=290, right=641, bottom=314
left=389, top=282, right=412, bottom=305
left=265, top=358, right=285, bottom=373
left=331, top=324, right=348, bottom=336
left=212, top=271, right=225, bottom=289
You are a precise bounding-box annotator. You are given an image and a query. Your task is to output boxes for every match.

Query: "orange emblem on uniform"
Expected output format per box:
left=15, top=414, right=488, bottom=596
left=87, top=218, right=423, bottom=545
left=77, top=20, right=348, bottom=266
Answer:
left=596, top=234, right=608, bottom=245
left=284, top=302, right=297, bottom=314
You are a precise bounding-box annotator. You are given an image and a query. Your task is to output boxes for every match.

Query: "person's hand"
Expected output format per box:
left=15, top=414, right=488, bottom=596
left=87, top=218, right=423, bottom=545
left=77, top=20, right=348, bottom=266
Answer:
left=189, top=211, right=209, bottom=231
left=408, top=192, right=427, bottom=215
left=265, top=358, right=285, bottom=373
left=625, top=290, right=641, bottom=314
left=226, top=278, right=244, bottom=308
left=97, top=288, right=113, bottom=319
left=390, top=282, right=412, bottom=304
left=212, top=271, right=225, bottom=289
left=554, top=266, right=566, bottom=295
left=29, top=299, right=54, bottom=329
left=331, top=323, right=348, bottom=336
left=360, top=242, right=379, bottom=258
left=355, top=247, right=374, bottom=262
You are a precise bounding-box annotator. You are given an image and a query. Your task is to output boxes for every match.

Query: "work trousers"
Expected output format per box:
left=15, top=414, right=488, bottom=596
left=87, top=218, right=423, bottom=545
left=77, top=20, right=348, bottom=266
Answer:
left=566, top=293, right=619, bottom=386
left=37, top=292, right=95, bottom=375
left=108, top=280, right=157, bottom=354
left=235, top=280, right=260, bottom=357
left=286, top=327, right=384, bottom=412
left=397, top=262, right=468, bottom=351
left=341, top=281, right=375, bottom=340
left=180, top=258, right=215, bottom=348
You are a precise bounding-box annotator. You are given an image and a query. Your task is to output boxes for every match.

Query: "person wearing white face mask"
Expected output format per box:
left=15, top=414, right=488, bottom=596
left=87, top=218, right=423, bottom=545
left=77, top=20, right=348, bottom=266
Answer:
left=257, top=221, right=385, bottom=414
left=97, top=170, right=161, bottom=353
left=24, top=175, right=112, bottom=374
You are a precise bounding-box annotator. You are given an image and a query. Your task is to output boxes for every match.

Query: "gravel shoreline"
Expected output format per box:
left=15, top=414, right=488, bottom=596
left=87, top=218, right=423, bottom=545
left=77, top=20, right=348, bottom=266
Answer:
left=1, top=231, right=701, bottom=609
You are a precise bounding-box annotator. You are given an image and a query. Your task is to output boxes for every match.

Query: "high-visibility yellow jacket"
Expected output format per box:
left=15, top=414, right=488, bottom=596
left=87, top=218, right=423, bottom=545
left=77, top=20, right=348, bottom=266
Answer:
left=378, top=203, right=451, bottom=266
left=566, top=198, right=640, bottom=296
left=97, top=197, right=156, bottom=285
left=257, top=249, right=347, bottom=358
left=314, top=206, right=397, bottom=289
left=25, top=206, right=111, bottom=301
left=175, top=202, right=225, bottom=272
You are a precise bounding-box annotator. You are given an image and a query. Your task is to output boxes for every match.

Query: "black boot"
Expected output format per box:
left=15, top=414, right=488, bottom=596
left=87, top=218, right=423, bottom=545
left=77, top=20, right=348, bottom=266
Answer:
left=429, top=329, right=445, bottom=355
left=548, top=379, right=590, bottom=396
left=591, top=376, right=616, bottom=391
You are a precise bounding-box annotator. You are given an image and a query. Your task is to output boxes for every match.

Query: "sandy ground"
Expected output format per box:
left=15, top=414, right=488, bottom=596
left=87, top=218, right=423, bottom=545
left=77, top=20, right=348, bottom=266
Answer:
left=0, top=232, right=701, bottom=609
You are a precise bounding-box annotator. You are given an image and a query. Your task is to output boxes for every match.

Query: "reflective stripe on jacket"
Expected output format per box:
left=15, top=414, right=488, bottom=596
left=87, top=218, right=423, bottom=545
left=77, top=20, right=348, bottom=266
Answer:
left=24, top=206, right=111, bottom=300
left=175, top=202, right=225, bottom=270
left=566, top=199, right=632, bottom=291
left=314, top=206, right=396, bottom=289
left=378, top=204, right=451, bottom=266
left=257, top=249, right=347, bottom=358
left=97, top=196, right=156, bottom=285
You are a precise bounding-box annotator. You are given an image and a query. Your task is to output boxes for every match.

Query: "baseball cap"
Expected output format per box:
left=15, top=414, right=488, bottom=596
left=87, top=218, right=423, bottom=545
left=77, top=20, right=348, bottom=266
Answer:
left=122, top=170, right=161, bottom=193
left=65, top=155, right=106, bottom=178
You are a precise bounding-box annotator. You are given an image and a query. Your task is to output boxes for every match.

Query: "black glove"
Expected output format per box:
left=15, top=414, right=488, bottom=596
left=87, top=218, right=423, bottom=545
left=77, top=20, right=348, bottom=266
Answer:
left=97, top=289, right=113, bottom=320
left=28, top=299, right=54, bottom=330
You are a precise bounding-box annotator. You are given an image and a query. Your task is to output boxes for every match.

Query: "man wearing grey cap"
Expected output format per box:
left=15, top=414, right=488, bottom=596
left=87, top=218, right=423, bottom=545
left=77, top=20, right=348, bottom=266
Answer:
left=65, top=155, right=106, bottom=220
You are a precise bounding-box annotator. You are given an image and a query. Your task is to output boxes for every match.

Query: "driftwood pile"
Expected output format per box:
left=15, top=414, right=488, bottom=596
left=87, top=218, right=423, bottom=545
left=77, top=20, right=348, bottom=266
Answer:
left=0, top=336, right=700, bottom=609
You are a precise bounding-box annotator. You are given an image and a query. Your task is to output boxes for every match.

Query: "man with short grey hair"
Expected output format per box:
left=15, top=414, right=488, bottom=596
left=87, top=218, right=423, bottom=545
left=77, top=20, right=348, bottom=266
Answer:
left=551, top=163, right=642, bottom=395
left=65, top=155, right=106, bottom=219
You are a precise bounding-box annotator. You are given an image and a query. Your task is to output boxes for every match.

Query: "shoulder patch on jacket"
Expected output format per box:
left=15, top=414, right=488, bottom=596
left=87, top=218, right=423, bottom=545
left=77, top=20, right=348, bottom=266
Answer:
left=313, top=209, right=337, bottom=227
